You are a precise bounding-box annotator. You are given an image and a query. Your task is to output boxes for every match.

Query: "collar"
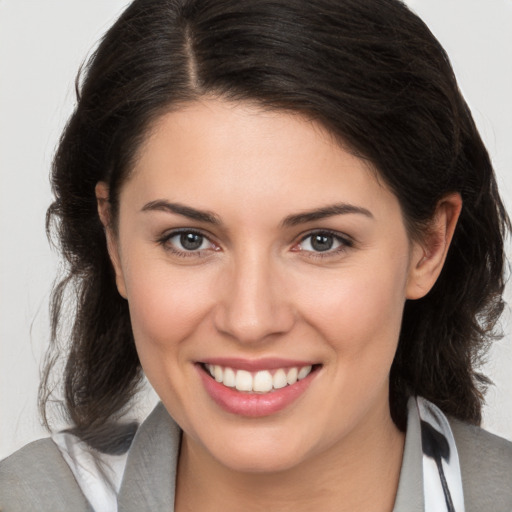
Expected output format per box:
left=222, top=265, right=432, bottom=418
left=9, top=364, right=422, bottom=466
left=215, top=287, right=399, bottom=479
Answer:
left=114, top=397, right=463, bottom=511
left=117, top=402, right=180, bottom=511
left=393, top=397, right=424, bottom=512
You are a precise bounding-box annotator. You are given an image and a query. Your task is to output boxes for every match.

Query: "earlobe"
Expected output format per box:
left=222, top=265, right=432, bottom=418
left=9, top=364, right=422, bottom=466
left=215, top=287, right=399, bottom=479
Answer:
left=406, top=193, right=462, bottom=300
left=95, top=182, right=128, bottom=299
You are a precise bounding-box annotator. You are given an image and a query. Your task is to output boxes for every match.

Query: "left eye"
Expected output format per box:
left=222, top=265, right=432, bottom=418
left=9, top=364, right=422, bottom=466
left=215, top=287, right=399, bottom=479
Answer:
left=165, top=231, right=214, bottom=252
left=297, top=232, right=347, bottom=253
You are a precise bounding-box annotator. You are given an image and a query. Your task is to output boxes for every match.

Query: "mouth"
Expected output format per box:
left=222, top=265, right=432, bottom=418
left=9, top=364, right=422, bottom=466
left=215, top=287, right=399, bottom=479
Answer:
left=200, top=362, right=319, bottom=393
left=196, top=359, right=322, bottom=417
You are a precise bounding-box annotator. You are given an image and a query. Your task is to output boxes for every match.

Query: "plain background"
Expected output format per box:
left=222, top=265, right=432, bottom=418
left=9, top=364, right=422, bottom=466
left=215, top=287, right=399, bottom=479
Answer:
left=1, top=0, right=511, bottom=460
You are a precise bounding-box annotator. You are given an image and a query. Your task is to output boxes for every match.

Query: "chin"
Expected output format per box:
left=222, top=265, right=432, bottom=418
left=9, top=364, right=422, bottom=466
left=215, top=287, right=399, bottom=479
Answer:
left=212, top=444, right=309, bottom=474
left=194, top=422, right=320, bottom=474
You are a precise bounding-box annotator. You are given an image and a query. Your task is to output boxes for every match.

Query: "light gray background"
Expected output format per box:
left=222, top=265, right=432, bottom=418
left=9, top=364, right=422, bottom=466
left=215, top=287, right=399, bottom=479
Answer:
left=1, top=0, right=511, bottom=460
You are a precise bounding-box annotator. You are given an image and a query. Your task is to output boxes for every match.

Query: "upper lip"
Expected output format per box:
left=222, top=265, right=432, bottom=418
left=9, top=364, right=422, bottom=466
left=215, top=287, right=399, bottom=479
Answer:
left=199, top=357, right=318, bottom=372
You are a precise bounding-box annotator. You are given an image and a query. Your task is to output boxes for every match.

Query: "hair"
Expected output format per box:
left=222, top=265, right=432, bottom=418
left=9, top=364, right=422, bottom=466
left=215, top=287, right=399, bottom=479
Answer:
left=41, top=0, right=509, bottom=447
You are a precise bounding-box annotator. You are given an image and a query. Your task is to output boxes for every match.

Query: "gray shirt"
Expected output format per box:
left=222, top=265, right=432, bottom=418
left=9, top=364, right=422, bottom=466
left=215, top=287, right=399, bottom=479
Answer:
left=1, top=402, right=511, bottom=511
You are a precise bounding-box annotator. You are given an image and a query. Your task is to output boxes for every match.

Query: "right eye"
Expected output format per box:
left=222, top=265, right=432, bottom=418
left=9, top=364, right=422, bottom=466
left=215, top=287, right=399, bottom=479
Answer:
left=158, top=229, right=218, bottom=257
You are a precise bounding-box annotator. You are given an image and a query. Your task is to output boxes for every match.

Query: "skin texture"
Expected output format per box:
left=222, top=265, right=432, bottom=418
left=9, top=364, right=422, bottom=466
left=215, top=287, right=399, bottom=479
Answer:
left=97, top=98, right=461, bottom=511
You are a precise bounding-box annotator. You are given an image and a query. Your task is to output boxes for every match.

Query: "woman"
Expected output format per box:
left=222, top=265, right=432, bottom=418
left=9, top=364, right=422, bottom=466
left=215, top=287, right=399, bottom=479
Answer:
left=1, top=0, right=511, bottom=511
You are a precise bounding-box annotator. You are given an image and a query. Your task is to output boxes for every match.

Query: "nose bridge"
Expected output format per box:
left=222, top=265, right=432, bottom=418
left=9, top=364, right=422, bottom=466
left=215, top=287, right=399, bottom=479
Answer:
left=214, top=246, right=294, bottom=343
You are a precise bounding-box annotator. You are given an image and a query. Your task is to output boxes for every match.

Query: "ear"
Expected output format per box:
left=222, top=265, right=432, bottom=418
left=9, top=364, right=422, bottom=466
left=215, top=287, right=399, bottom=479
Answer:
left=406, top=193, right=462, bottom=300
left=95, top=182, right=128, bottom=299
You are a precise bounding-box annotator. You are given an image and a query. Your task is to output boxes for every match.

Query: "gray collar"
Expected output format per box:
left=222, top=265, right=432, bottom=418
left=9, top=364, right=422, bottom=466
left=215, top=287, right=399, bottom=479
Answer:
left=117, top=403, right=424, bottom=511
left=117, top=403, right=181, bottom=511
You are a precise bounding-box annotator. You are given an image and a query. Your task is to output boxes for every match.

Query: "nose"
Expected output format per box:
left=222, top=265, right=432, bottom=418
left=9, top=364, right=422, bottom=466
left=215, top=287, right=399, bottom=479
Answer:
left=213, top=251, right=296, bottom=344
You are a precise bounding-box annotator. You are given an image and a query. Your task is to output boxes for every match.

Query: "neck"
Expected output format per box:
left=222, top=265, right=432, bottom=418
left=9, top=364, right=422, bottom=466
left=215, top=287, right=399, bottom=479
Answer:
left=175, top=400, right=404, bottom=512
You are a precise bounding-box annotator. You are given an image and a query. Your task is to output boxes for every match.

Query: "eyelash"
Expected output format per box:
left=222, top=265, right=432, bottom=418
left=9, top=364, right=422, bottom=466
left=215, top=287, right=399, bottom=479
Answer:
left=156, top=229, right=218, bottom=258
left=156, top=229, right=353, bottom=259
left=293, top=230, right=354, bottom=259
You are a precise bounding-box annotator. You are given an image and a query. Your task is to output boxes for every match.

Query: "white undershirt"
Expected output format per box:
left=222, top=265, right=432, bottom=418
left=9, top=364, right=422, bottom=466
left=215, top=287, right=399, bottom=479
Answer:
left=52, top=397, right=464, bottom=512
left=52, top=431, right=129, bottom=512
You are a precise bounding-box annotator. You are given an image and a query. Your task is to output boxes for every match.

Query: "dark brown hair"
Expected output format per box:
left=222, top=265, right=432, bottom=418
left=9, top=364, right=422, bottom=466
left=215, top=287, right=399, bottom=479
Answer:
left=41, top=0, right=509, bottom=446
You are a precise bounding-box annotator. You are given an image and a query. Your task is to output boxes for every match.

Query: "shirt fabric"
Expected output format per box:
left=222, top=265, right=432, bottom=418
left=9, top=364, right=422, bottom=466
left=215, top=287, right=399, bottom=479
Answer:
left=1, top=398, right=512, bottom=511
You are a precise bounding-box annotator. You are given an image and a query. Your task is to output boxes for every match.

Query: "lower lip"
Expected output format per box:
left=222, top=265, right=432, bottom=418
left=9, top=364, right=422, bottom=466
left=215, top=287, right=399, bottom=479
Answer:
left=197, top=365, right=317, bottom=417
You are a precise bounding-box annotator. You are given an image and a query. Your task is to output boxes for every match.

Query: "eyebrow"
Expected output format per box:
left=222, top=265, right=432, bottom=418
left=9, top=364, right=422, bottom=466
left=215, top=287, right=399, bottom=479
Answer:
left=281, top=203, right=374, bottom=227
left=141, top=199, right=373, bottom=227
left=141, top=200, right=222, bottom=225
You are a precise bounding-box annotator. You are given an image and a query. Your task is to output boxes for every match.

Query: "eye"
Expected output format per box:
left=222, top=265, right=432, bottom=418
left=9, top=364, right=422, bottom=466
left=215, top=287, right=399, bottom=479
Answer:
left=173, top=232, right=209, bottom=251
left=294, top=231, right=352, bottom=256
left=158, top=229, right=218, bottom=257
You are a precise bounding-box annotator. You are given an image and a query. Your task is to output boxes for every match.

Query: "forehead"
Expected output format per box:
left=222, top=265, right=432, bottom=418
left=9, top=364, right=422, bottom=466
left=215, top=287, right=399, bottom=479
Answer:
left=122, top=98, right=401, bottom=225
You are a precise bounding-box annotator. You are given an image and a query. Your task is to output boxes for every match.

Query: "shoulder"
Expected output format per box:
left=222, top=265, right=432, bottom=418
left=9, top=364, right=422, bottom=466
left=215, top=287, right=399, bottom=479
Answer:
left=449, top=418, right=512, bottom=512
left=0, top=438, right=92, bottom=512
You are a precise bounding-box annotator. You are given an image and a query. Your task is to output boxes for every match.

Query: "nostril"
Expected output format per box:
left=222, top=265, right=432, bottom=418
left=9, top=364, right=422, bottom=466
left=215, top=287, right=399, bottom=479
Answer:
left=212, top=301, right=296, bottom=344
left=212, top=267, right=295, bottom=342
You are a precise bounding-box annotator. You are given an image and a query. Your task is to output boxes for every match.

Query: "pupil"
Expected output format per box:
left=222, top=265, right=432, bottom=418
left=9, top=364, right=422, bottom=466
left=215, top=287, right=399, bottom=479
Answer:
left=180, top=233, right=203, bottom=250
left=311, top=234, right=333, bottom=252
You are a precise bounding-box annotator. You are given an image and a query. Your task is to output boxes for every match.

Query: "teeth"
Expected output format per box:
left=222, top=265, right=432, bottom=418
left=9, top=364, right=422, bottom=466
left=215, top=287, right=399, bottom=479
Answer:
left=298, top=365, right=312, bottom=380
left=206, top=364, right=314, bottom=393
left=253, top=370, right=273, bottom=393
left=223, top=367, right=236, bottom=387
left=273, top=369, right=288, bottom=389
left=286, top=367, right=298, bottom=385
left=235, top=370, right=253, bottom=391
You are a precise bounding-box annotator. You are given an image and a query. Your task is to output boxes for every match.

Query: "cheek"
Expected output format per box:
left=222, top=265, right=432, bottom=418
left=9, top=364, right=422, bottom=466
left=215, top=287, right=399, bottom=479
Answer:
left=292, top=257, right=410, bottom=431
left=122, top=256, right=216, bottom=356
left=297, top=257, right=409, bottom=361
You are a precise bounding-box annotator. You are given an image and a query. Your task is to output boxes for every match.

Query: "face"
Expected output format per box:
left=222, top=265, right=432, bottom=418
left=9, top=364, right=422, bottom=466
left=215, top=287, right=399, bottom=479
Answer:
left=102, top=98, right=434, bottom=473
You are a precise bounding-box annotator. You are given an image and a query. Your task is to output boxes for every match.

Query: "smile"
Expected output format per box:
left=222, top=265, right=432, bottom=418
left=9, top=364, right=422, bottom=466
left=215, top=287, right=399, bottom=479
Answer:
left=204, top=364, right=313, bottom=393
left=197, top=359, right=321, bottom=417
